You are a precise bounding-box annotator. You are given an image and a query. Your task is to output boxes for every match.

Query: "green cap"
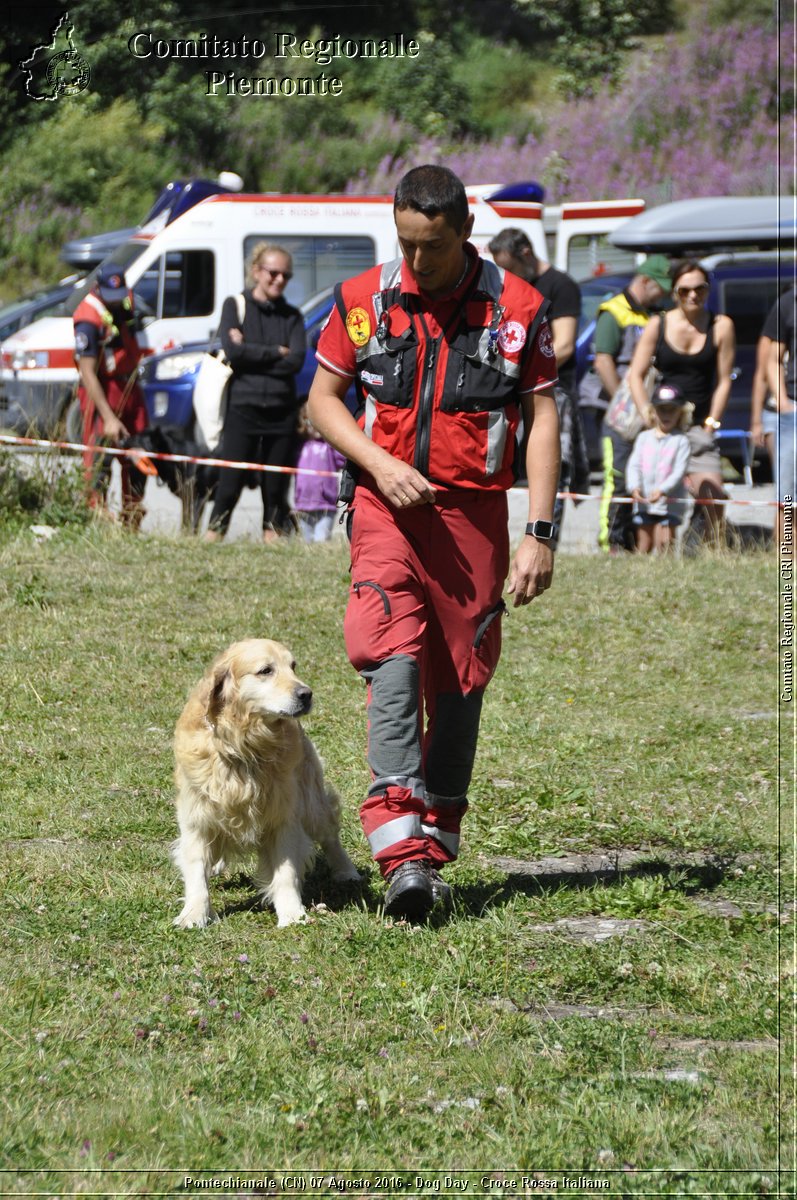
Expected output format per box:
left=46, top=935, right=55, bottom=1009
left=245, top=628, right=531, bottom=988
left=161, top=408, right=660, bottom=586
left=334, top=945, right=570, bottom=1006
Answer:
left=638, top=254, right=671, bottom=292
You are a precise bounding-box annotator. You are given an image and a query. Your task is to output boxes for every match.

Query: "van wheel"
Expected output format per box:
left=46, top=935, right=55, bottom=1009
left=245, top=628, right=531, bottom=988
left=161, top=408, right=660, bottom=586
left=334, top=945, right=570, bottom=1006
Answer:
left=64, top=397, right=83, bottom=444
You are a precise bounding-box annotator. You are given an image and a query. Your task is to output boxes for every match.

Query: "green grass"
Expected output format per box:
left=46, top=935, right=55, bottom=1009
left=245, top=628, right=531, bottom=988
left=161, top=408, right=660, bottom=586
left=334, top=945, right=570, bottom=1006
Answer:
left=0, top=528, right=787, bottom=1197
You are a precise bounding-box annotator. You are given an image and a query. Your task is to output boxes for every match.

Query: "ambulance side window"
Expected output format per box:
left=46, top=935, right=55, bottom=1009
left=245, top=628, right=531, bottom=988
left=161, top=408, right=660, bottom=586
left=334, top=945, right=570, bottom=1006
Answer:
left=242, top=235, right=375, bottom=307
left=134, top=251, right=216, bottom=319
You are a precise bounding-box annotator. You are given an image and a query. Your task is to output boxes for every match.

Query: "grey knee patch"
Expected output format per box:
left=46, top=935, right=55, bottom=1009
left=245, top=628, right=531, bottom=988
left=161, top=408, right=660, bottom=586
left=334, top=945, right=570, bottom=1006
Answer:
left=424, top=691, right=484, bottom=799
left=361, top=654, right=422, bottom=781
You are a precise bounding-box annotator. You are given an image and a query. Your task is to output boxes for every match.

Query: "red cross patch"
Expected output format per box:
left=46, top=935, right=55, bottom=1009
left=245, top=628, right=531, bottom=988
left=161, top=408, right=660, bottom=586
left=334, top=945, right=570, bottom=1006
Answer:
left=497, top=320, right=526, bottom=353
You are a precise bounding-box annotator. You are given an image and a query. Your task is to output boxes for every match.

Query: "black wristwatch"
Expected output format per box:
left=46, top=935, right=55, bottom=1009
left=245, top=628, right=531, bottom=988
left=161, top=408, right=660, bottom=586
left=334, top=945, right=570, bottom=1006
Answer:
left=525, top=520, right=556, bottom=541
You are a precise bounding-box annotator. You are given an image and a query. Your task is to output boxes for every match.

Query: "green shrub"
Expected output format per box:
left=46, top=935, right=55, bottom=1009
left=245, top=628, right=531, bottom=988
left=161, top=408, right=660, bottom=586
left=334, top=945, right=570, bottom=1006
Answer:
left=0, top=448, right=89, bottom=529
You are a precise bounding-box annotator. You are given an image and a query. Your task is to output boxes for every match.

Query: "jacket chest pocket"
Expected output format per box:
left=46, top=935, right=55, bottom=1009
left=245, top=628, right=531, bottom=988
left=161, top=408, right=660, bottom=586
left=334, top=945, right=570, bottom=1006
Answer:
left=360, top=329, right=418, bottom=409
left=441, top=329, right=518, bottom=413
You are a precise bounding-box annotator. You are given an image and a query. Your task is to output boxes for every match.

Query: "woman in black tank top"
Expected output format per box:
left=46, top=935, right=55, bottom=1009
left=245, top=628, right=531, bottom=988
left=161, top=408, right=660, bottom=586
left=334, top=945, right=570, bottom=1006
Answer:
left=627, top=260, right=736, bottom=543
left=655, top=311, right=717, bottom=426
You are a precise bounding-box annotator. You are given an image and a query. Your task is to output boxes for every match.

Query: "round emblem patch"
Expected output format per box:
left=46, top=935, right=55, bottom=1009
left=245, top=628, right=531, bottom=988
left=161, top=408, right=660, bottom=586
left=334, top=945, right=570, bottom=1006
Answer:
left=538, top=320, right=555, bottom=358
left=346, top=307, right=371, bottom=347
left=497, top=320, right=526, bottom=353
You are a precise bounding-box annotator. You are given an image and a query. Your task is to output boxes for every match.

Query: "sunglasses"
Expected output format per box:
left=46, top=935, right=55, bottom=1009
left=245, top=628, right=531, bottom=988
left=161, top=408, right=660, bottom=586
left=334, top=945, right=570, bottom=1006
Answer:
left=261, top=267, right=292, bottom=280
left=675, top=283, right=709, bottom=298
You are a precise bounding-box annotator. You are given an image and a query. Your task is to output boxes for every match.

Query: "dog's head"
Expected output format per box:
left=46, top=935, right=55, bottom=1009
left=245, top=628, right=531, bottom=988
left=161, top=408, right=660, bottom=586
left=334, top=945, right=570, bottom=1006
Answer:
left=124, top=426, right=196, bottom=495
left=206, top=639, right=312, bottom=730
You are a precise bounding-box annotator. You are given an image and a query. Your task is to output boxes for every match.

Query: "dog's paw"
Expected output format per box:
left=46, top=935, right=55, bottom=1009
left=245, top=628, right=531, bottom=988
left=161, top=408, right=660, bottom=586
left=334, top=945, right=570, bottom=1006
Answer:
left=274, top=901, right=307, bottom=927
left=173, top=905, right=218, bottom=929
left=209, top=858, right=226, bottom=878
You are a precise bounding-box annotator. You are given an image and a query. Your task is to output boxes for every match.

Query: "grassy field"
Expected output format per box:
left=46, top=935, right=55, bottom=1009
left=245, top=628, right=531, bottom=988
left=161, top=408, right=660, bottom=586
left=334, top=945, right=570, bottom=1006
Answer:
left=0, top=526, right=788, bottom=1197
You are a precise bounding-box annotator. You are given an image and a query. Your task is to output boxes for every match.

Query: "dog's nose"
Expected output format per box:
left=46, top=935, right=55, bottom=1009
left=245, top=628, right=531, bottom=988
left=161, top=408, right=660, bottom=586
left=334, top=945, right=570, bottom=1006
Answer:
left=295, top=686, right=313, bottom=714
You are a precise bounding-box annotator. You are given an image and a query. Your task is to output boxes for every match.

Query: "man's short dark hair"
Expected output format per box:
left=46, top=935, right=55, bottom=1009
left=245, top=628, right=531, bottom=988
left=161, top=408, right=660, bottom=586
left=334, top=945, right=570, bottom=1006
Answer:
left=394, top=165, right=469, bottom=232
left=487, top=228, right=535, bottom=261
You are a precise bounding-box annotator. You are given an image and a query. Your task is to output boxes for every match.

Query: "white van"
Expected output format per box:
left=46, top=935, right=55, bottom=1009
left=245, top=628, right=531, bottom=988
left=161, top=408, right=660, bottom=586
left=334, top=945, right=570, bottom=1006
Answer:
left=0, top=186, right=643, bottom=434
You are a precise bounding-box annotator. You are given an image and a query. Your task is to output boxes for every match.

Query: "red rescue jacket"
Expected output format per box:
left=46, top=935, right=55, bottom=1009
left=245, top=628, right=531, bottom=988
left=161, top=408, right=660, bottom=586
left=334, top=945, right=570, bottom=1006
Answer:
left=318, top=249, right=555, bottom=491
left=73, top=292, right=142, bottom=387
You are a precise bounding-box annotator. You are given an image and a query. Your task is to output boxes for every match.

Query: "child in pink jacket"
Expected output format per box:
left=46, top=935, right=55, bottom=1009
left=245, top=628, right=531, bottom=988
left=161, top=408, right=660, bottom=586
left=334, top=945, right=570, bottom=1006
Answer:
left=626, top=382, right=692, bottom=554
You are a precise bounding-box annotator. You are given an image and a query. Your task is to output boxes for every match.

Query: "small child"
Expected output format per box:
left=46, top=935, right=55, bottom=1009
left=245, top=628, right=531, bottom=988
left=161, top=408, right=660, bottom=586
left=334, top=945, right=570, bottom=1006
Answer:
left=626, top=382, right=693, bottom=554
left=293, top=405, right=346, bottom=543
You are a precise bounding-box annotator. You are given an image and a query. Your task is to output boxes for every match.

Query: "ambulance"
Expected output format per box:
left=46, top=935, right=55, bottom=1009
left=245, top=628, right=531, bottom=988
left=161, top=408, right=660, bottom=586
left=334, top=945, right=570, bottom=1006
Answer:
left=0, top=182, right=644, bottom=434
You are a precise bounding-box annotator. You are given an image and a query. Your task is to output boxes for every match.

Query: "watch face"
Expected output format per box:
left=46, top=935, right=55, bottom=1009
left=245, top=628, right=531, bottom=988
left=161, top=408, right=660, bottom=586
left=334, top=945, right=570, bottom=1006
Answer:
left=528, top=520, right=555, bottom=539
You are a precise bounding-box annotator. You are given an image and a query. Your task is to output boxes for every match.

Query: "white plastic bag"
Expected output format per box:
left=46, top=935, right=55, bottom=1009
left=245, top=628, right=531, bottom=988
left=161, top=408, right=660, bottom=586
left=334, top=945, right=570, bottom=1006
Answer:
left=193, top=351, right=232, bottom=451
left=191, top=294, right=245, bottom=451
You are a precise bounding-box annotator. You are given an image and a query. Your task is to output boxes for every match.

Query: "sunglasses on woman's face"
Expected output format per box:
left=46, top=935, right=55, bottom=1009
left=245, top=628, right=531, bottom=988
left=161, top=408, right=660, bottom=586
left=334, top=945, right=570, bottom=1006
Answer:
left=675, top=283, right=709, bottom=298
left=261, top=267, right=293, bottom=281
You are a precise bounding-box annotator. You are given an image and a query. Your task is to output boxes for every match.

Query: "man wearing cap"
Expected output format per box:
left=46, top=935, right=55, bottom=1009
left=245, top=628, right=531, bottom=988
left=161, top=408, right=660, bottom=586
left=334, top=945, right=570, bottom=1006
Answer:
left=72, top=263, right=148, bottom=525
left=579, top=256, right=671, bottom=553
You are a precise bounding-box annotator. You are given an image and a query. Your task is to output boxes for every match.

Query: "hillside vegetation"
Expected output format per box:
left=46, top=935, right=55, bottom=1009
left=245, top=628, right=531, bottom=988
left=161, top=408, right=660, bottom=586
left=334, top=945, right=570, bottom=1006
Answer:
left=0, top=0, right=788, bottom=298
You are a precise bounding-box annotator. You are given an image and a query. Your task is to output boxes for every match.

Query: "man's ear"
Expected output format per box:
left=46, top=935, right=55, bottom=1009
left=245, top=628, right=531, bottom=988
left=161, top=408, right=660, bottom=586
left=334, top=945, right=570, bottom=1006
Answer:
left=462, top=212, right=475, bottom=241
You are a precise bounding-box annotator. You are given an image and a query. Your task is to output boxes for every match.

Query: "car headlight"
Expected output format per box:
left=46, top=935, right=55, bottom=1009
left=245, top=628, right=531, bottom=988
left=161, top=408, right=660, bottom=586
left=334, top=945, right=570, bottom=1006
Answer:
left=154, top=352, right=206, bottom=381
left=11, top=350, right=49, bottom=370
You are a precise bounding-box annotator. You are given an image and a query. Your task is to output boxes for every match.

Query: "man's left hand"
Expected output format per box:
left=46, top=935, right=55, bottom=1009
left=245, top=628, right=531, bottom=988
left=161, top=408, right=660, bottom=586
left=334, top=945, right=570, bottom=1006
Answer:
left=506, top=538, right=554, bottom=607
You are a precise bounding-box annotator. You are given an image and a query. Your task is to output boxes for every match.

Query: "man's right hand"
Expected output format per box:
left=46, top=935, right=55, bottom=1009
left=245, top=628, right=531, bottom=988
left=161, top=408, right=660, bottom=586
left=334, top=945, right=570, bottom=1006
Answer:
left=308, top=364, right=437, bottom=509
left=102, top=414, right=129, bottom=443
left=371, top=451, right=437, bottom=509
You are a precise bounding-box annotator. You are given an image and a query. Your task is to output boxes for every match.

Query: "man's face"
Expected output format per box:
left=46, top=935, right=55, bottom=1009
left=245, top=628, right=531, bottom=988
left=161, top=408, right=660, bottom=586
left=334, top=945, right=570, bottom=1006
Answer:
left=98, top=294, right=128, bottom=315
left=394, top=208, right=474, bottom=297
left=491, top=248, right=536, bottom=283
left=642, top=278, right=666, bottom=307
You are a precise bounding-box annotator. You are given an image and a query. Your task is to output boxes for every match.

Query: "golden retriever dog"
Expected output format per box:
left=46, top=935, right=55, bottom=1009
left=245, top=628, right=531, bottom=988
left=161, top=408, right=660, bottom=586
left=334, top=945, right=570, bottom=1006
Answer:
left=172, top=638, right=359, bottom=928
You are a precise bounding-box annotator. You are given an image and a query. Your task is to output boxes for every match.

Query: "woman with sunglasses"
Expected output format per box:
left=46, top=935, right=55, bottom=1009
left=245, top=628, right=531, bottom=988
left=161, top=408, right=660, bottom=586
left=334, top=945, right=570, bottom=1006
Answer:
left=627, top=259, right=735, bottom=544
left=206, top=243, right=306, bottom=542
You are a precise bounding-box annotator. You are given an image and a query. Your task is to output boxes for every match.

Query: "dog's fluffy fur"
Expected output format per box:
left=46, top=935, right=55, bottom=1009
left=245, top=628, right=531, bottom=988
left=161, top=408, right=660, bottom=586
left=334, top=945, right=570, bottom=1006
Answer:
left=172, top=639, right=359, bottom=928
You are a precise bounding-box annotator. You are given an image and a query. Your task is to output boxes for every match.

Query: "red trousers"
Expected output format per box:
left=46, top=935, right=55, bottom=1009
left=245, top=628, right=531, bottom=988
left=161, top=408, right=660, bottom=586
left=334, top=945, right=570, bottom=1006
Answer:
left=79, top=381, right=148, bottom=516
left=344, top=481, right=509, bottom=876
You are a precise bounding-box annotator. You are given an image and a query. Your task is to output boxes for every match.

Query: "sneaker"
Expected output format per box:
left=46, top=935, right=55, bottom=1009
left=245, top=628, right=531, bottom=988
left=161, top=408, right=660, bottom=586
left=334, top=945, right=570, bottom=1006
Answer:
left=425, top=866, right=452, bottom=909
left=383, top=861, right=434, bottom=923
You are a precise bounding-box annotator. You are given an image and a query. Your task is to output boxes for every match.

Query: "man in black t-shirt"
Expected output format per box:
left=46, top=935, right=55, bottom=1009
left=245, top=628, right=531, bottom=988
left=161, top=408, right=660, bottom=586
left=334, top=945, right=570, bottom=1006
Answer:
left=489, top=228, right=589, bottom=544
left=763, top=285, right=797, bottom=547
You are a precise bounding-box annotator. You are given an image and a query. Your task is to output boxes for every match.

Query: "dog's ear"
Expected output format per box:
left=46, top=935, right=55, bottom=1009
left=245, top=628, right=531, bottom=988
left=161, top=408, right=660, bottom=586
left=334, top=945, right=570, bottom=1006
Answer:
left=207, top=665, right=233, bottom=727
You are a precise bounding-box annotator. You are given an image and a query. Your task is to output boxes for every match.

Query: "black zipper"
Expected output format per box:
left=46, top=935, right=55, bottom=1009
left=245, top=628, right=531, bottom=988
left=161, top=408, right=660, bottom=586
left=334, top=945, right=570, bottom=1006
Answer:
left=473, top=599, right=507, bottom=649
left=352, top=580, right=391, bottom=616
left=413, top=310, right=438, bottom=477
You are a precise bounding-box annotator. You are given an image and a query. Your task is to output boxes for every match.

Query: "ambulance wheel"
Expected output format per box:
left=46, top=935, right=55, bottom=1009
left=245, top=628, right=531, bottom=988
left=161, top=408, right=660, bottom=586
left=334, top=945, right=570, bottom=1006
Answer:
left=64, top=397, right=83, bottom=444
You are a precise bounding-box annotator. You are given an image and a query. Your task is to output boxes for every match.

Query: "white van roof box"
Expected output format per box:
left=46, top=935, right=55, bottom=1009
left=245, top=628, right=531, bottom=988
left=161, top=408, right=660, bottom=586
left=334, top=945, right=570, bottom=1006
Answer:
left=609, top=196, right=796, bottom=252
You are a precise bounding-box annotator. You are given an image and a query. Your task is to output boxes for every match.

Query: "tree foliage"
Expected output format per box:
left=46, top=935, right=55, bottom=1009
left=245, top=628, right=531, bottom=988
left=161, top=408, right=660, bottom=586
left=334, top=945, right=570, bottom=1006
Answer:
left=511, top=0, right=674, bottom=96
left=0, top=0, right=780, bottom=295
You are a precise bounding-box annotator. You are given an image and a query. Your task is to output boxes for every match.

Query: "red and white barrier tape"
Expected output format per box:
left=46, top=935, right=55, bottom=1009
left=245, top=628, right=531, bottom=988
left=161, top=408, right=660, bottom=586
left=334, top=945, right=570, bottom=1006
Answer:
left=0, top=433, right=784, bottom=506
left=557, top=490, right=782, bottom=508
left=0, top=433, right=337, bottom=477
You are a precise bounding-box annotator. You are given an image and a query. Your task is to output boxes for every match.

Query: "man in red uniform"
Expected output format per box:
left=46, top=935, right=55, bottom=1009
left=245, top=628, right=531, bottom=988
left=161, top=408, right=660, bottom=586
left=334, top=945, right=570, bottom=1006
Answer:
left=308, top=165, right=560, bottom=922
left=73, top=263, right=148, bottom=525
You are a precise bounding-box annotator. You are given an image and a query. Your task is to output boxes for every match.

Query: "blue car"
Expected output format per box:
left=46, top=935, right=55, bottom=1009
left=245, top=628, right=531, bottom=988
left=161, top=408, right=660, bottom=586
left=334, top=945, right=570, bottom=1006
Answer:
left=138, top=287, right=346, bottom=431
